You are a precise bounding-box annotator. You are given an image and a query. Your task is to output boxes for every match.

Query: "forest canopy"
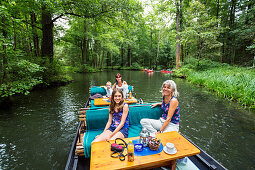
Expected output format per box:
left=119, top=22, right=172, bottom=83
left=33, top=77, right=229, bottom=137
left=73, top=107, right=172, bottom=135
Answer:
left=0, top=0, right=254, bottom=104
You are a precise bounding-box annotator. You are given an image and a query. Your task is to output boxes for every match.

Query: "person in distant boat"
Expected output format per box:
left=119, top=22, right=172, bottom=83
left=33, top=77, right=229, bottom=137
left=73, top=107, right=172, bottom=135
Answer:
left=103, top=81, right=113, bottom=97
left=140, top=80, right=179, bottom=135
left=112, top=73, right=129, bottom=98
left=92, top=88, right=129, bottom=142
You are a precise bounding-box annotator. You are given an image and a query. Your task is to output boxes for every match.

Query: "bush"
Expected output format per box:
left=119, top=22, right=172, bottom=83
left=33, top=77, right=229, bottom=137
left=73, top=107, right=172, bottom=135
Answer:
left=1, top=60, right=45, bottom=97
left=75, top=64, right=96, bottom=73
left=131, top=62, right=143, bottom=70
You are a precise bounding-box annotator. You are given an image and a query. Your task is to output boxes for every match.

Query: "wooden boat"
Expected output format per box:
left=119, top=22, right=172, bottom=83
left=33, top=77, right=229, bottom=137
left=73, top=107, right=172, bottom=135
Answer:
left=161, top=70, right=172, bottom=73
left=65, top=101, right=227, bottom=170
left=146, top=69, right=154, bottom=73
left=65, top=87, right=226, bottom=170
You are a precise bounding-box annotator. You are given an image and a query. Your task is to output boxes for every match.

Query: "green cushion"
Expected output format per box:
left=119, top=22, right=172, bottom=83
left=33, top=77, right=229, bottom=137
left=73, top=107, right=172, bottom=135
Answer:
left=90, top=86, right=107, bottom=96
left=129, top=105, right=162, bottom=126
left=86, top=108, right=109, bottom=130
left=90, top=85, right=133, bottom=96
left=128, top=124, right=142, bottom=138
left=128, top=85, right=133, bottom=92
left=83, top=130, right=103, bottom=158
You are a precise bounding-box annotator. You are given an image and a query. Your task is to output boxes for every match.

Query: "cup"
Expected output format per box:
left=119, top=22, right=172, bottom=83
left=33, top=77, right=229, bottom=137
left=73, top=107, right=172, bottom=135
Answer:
left=166, top=143, right=175, bottom=152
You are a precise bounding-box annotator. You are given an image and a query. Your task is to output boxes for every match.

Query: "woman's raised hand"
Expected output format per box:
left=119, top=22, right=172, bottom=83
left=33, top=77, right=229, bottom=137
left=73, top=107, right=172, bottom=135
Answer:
left=151, top=103, right=158, bottom=108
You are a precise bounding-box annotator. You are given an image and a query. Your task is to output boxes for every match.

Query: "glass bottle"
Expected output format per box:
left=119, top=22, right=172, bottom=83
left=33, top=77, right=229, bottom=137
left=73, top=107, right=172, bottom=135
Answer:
left=127, top=140, right=134, bottom=162
left=129, top=90, right=132, bottom=99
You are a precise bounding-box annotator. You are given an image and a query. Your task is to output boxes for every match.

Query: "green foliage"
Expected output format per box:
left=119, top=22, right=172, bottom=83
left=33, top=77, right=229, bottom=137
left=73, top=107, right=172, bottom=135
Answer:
left=75, top=64, right=96, bottom=73
left=172, top=60, right=255, bottom=109
left=0, top=60, right=45, bottom=97
left=131, top=62, right=143, bottom=70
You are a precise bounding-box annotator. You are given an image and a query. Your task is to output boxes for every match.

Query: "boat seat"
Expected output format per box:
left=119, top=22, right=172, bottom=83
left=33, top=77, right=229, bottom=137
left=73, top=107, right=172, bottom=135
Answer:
left=83, top=104, right=162, bottom=158
left=90, top=85, right=134, bottom=96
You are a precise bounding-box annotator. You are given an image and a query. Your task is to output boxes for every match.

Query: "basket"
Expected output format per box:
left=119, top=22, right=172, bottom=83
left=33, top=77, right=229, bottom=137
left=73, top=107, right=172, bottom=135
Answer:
left=148, top=137, right=160, bottom=151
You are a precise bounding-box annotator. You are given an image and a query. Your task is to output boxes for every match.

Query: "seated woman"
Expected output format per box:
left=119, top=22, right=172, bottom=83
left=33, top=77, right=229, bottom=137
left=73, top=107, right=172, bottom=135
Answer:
left=140, top=80, right=179, bottom=136
left=92, top=88, right=129, bottom=142
left=112, top=73, right=129, bottom=98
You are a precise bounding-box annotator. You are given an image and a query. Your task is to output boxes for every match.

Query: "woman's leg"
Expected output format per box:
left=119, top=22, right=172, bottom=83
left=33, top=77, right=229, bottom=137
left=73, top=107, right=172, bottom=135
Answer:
left=109, top=131, right=125, bottom=140
left=163, top=122, right=179, bottom=132
left=140, top=118, right=162, bottom=135
left=92, top=130, right=113, bottom=143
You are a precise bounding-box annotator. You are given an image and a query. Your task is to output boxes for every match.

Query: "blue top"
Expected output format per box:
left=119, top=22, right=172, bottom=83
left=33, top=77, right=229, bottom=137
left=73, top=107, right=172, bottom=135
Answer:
left=161, top=96, right=180, bottom=124
left=110, top=103, right=129, bottom=129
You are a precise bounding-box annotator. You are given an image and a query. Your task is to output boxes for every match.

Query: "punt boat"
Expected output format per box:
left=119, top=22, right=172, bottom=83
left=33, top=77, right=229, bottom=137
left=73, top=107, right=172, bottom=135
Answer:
left=161, top=70, right=173, bottom=74
left=65, top=86, right=226, bottom=170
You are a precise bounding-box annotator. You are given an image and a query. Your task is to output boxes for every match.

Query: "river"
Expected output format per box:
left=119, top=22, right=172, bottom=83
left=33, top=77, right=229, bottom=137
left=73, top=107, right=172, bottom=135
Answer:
left=0, top=70, right=254, bottom=169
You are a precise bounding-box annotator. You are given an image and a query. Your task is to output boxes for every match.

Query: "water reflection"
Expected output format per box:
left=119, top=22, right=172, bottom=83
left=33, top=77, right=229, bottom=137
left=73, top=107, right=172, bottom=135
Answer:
left=0, top=70, right=254, bottom=169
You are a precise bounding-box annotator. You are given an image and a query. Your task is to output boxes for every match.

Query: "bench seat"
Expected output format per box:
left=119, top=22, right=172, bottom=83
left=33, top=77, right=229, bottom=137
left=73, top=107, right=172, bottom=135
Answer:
left=83, top=104, right=161, bottom=158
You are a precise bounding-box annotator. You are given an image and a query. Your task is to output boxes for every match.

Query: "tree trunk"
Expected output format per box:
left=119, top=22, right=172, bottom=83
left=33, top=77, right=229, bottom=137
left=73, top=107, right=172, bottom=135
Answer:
left=180, top=0, right=184, bottom=63
left=111, top=53, right=113, bottom=69
left=1, top=16, right=10, bottom=84
left=25, top=15, right=32, bottom=56
left=121, top=44, right=124, bottom=67
left=31, top=12, right=40, bottom=57
left=100, top=49, right=105, bottom=70
left=150, top=29, right=152, bottom=68
left=82, top=20, right=87, bottom=65
left=175, top=0, right=181, bottom=69
left=155, top=30, right=160, bottom=70
left=126, top=44, right=131, bottom=67
left=106, top=51, right=110, bottom=66
left=13, top=21, right=17, bottom=51
left=229, top=0, right=236, bottom=64
left=216, top=0, right=219, bottom=21
left=41, top=5, right=53, bottom=62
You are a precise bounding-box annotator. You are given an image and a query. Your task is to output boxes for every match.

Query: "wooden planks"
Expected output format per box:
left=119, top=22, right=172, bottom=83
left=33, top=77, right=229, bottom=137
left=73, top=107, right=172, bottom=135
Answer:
left=75, top=107, right=88, bottom=156
left=90, top=131, right=200, bottom=170
left=94, top=97, right=138, bottom=106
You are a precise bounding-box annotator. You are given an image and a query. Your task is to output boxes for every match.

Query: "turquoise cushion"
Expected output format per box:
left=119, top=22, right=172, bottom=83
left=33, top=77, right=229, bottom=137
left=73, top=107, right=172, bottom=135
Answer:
left=90, top=86, right=107, bottom=96
left=128, top=85, right=133, bottom=92
left=90, top=85, right=133, bottom=96
left=129, top=105, right=162, bottom=126
left=83, top=130, right=103, bottom=158
left=128, top=124, right=142, bottom=138
left=86, top=108, right=109, bottom=130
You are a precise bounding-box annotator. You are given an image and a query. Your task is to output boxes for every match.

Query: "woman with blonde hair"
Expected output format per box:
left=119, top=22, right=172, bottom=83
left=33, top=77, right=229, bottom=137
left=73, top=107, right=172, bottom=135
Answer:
left=140, top=80, right=180, bottom=135
left=92, top=88, right=129, bottom=142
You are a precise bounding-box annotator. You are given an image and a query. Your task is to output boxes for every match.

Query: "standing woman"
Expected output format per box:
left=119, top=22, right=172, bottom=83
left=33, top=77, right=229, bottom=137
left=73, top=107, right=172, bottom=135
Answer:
left=92, top=88, right=129, bottom=142
left=112, top=73, right=129, bottom=98
left=140, top=80, right=179, bottom=135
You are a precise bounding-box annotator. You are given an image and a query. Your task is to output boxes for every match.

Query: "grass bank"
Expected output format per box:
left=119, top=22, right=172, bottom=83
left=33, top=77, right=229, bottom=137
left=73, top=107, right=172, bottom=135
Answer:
left=173, top=59, right=255, bottom=110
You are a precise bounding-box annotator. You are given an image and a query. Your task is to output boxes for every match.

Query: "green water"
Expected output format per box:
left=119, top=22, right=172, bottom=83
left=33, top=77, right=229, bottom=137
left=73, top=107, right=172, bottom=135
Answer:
left=0, top=70, right=254, bottom=169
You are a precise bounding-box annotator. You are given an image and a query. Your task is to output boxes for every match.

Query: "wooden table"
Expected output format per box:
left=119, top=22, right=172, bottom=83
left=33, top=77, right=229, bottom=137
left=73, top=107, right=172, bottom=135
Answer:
left=94, top=97, right=138, bottom=106
left=90, top=131, right=200, bottom=170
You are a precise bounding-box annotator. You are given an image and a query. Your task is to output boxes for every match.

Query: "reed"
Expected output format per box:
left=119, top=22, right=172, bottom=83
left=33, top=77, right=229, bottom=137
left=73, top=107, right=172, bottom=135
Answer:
left=174, top=62, right=255, bottom=109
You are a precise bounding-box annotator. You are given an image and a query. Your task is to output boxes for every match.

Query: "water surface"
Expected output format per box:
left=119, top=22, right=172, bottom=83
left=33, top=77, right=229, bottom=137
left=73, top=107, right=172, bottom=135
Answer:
left=0, top=70, right=254, bottom=169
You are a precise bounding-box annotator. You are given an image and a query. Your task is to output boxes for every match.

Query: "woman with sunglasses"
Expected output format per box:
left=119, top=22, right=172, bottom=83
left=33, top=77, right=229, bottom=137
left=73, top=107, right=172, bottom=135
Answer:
left=112, top=73, right=129, bottom=98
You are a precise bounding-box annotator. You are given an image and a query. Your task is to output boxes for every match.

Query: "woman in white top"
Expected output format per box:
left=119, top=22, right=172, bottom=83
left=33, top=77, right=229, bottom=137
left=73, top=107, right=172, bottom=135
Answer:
left=112, top=73, right=129, bottom=98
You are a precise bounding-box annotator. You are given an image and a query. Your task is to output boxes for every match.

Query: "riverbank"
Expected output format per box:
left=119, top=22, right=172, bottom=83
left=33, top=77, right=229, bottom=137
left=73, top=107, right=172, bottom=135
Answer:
left=172, top=59, right=255, bottom=110
left=0, top=74, right=72, bottom=107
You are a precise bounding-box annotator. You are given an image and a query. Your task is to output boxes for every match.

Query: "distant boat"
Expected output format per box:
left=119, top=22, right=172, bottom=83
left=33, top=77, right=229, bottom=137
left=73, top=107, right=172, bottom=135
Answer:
left=146, top=69, right=154, bottom=73
left=161, top=70, right=172, bottom=73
